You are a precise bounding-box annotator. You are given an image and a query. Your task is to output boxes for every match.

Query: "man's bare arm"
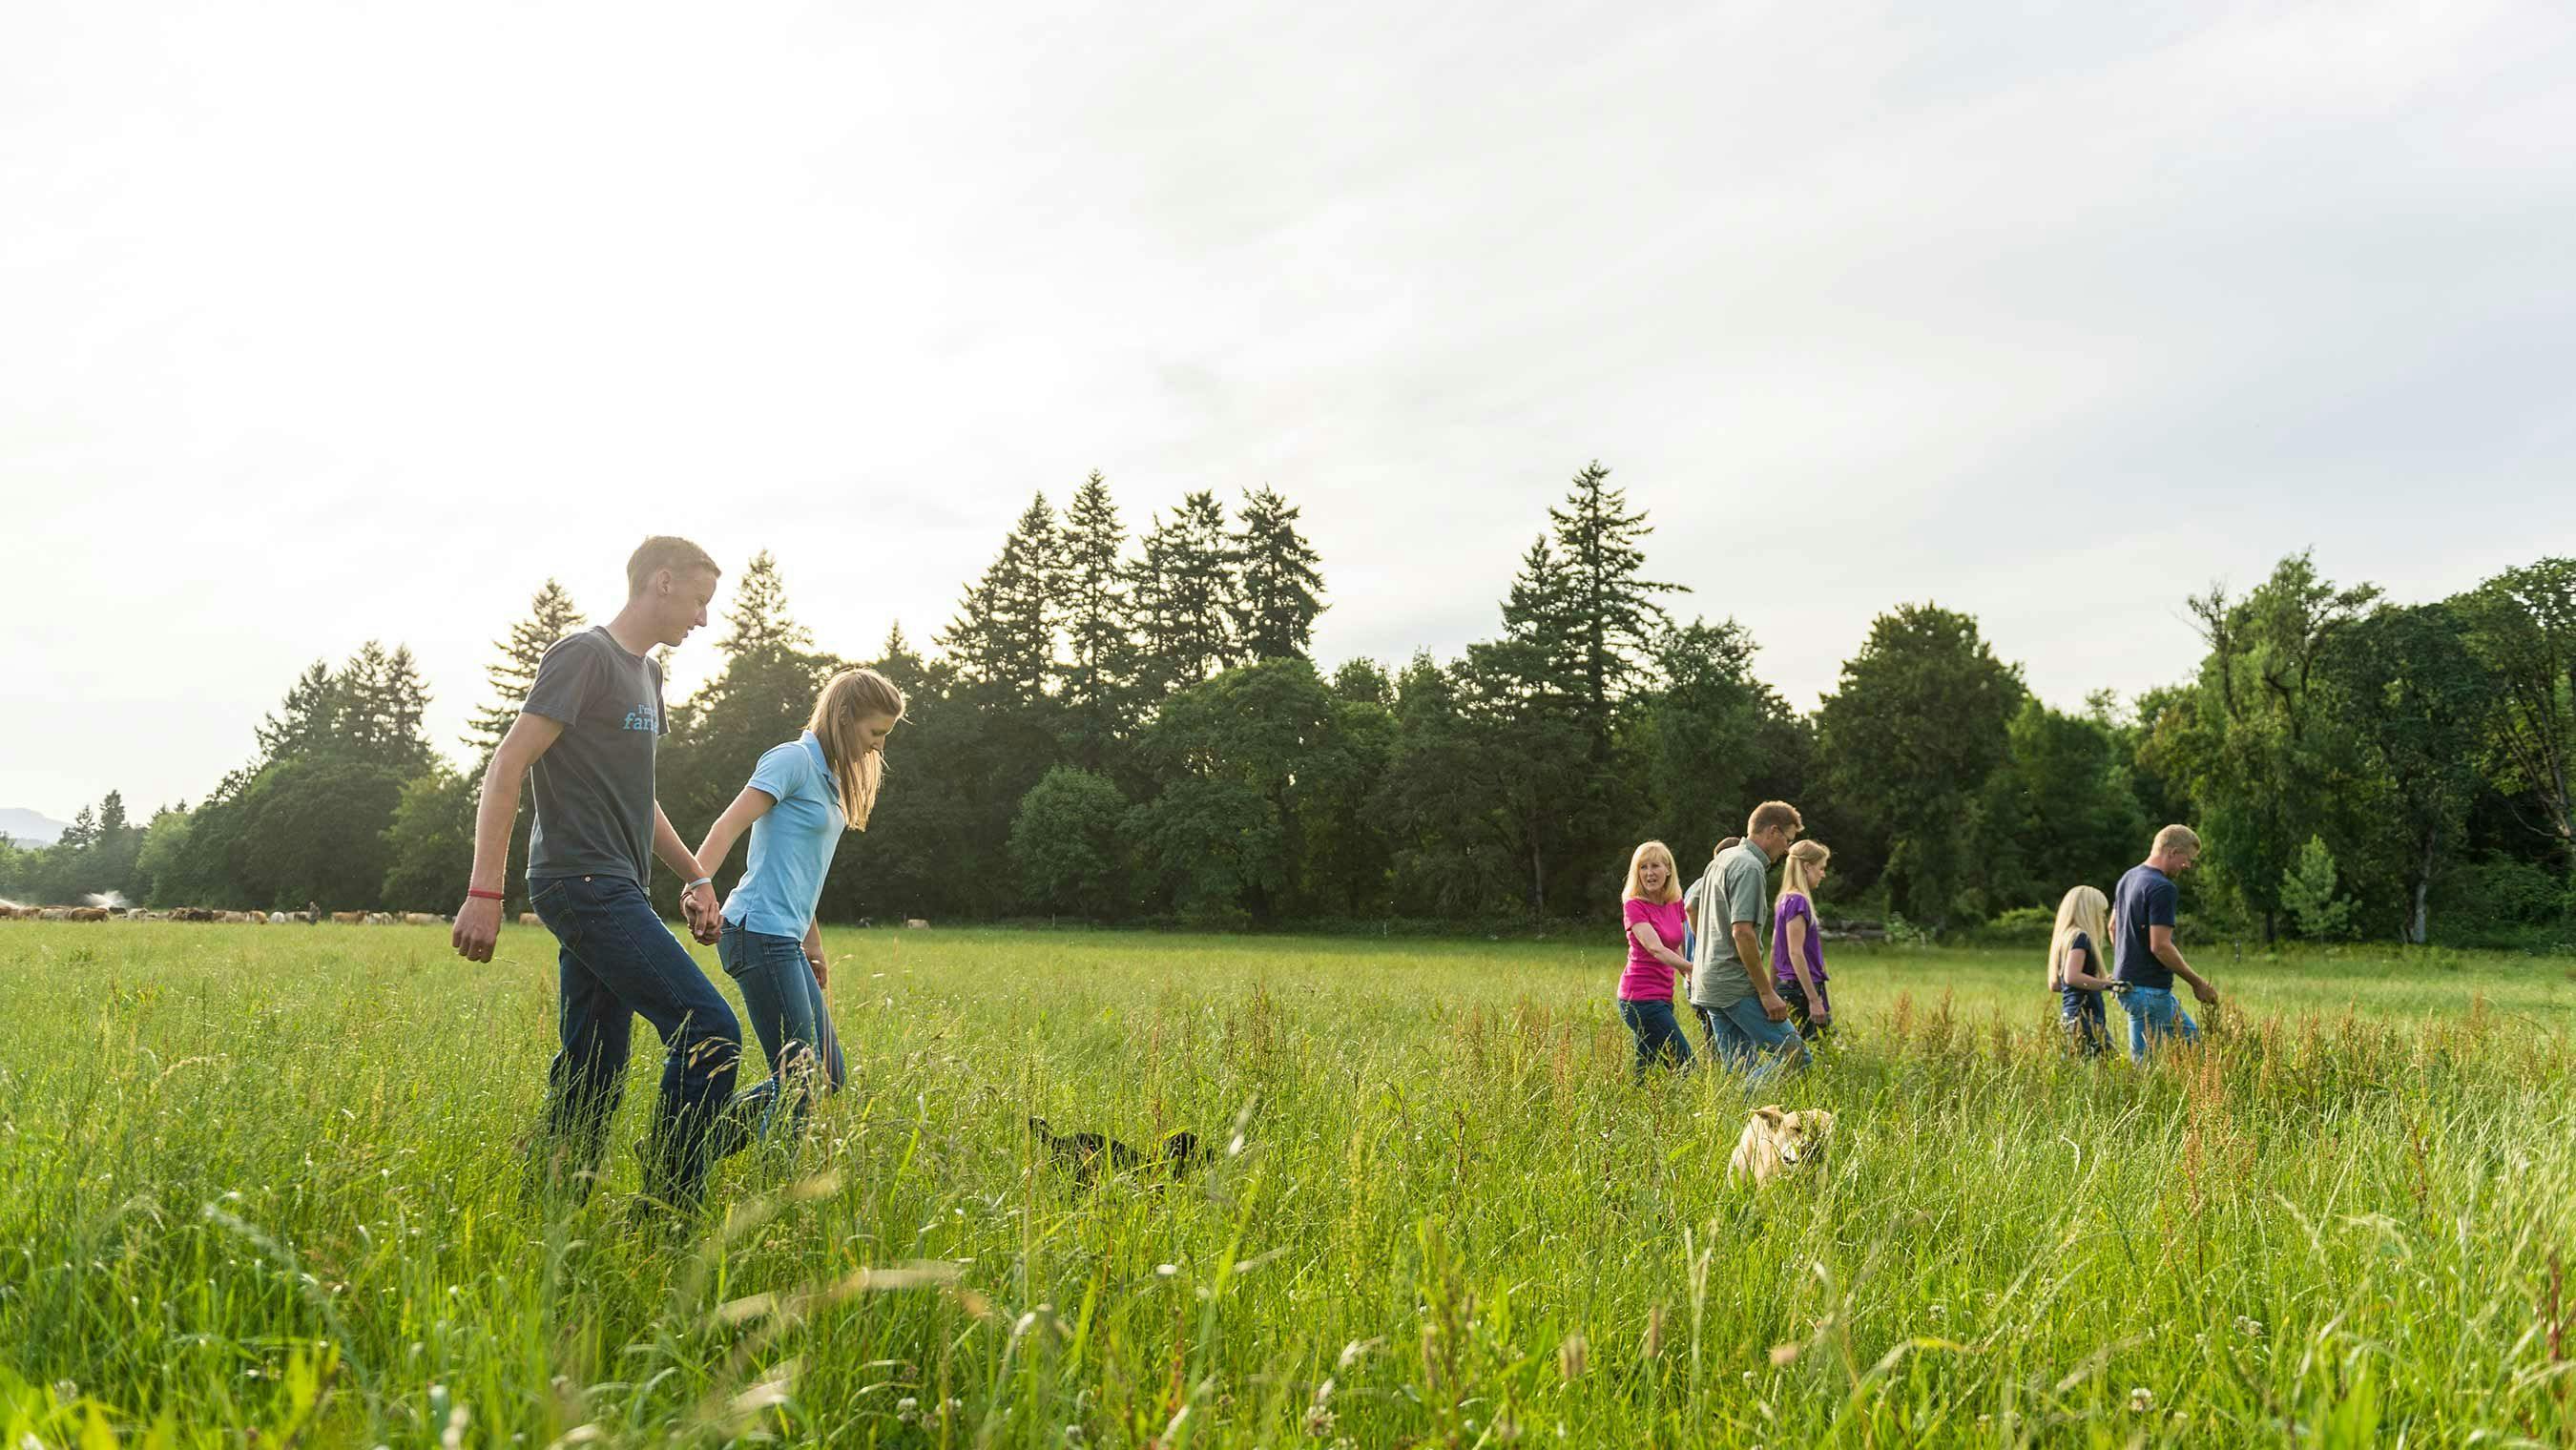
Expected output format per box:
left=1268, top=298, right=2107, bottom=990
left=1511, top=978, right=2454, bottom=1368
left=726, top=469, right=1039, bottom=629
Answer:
left=452, top=714, right=566, bottom=962
left=2150, top=924, right=2216, bottom=1003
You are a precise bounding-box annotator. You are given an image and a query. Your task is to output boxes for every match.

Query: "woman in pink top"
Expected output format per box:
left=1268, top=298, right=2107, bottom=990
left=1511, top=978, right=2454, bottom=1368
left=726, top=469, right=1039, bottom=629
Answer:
left=1618, top=840, right=1695, bottom=1079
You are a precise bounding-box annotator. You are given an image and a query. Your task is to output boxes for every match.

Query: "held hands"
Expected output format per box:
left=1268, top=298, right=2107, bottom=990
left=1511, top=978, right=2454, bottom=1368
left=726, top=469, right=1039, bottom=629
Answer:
left=451, top=896, right=502, bottom=963
left=679, top=881, right=721, bottom=945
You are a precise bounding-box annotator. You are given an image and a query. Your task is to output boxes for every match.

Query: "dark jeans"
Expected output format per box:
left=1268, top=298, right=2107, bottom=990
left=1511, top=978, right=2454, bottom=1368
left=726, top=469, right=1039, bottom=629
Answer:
left=1779, top=978, right=1831, bottom=1042
left=2059, top=987, right=2109, bottom=1057
left=717, top=922, right=847, bottom=1146
left=1618, top=998, right=1695, bottom=1079
left=530, top=874, right=742, bottom=1208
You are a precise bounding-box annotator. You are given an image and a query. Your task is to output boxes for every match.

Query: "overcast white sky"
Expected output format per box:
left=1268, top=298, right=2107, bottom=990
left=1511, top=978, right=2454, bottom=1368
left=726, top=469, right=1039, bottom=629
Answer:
left=5, top=1, right=2574, bottom=822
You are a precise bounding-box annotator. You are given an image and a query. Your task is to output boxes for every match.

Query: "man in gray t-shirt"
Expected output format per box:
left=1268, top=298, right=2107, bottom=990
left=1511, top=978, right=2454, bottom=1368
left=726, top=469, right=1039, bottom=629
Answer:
left=451, top=538, right=743, bottom=1212
left=523, top=627, right=668, bottom=883
left=1687, top=801, right=1810, bottom=1081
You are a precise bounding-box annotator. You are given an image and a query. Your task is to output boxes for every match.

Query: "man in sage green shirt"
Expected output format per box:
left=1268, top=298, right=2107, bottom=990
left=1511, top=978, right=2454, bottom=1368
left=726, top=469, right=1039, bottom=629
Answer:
left=1686, top=800, right=1809, bottom=1081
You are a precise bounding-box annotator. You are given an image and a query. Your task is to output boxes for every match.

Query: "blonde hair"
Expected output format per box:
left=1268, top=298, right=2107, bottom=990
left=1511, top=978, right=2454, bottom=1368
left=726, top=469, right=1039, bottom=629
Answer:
left=2152, top=823, right=2201, bottom=857
left=1777, top=839, right=1830, bottom=906
left=2046, top=884, right=2112, bottom=991
left=626, top=536, right=719, bottom=596
left=1747, top=800, right=1803, bottom=839
left=1624, top=840, right=1681, bottom=903
left=809, top=668, right=906, bottom=830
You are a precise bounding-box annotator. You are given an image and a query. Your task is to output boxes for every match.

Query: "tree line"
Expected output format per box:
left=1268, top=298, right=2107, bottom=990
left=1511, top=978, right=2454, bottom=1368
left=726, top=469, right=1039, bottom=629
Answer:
left=8, top=466, right=2571, bottom=948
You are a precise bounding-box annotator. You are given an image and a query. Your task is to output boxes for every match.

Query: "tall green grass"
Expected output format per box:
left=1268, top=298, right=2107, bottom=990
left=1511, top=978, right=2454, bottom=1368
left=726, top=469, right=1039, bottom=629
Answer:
left=1, top=924, right=2569, bottom=1446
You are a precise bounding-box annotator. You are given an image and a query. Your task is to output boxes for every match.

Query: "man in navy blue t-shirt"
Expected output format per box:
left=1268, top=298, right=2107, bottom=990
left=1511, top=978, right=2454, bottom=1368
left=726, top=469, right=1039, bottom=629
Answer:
left=2110, top=823, right=2221, bottom=1062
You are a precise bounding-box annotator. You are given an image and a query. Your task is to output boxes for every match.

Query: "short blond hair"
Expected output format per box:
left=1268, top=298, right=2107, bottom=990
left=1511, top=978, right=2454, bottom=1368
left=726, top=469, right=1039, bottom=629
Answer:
left=1747, top=800, right=1803, bottom=839
left=2152, top=823, right=2201, bottom=857
left=626, top=536, right=719, bottom=596
left=1624, top=840, right=1681, bottom=903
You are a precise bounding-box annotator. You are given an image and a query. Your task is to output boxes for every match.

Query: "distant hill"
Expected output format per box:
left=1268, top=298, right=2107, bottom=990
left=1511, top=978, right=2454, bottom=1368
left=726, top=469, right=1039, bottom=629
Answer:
left=0, top=808, right=71, bottom=847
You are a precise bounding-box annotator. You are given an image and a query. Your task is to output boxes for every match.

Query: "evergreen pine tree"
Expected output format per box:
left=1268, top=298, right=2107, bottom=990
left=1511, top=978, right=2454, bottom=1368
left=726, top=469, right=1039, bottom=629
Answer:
left=938, top=493, right=1064, bottom=713
left=1546, top=461, right=1685, bottom=762
left=255, top=662, right=344, bottom=764
left=98, top=790, right=129, bottom=838
left=1232, top=486, right=1326, bottom=660
left=1132, top=491, right=1239, bottom=689
left=1059, top=471, right=1137, bottom=762
left=467, top=580, right=588, bottom=761
left=875, top=622, right=926, bottom=688
left=717, top=550, right=816, bottom=660
left=339, top=641, right=436, bottom=772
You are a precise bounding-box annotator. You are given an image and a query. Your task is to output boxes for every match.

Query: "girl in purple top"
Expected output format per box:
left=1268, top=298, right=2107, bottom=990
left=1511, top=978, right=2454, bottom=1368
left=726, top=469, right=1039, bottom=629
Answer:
left=1772, top=840, right=1833, bottom=1041
left=1617, top=840, right=1695, bottom=1079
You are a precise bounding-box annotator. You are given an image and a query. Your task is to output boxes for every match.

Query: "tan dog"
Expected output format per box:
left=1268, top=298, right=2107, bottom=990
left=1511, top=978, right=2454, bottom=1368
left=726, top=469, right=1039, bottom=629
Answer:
left=1728, top=1106, right=1836, bottom=1186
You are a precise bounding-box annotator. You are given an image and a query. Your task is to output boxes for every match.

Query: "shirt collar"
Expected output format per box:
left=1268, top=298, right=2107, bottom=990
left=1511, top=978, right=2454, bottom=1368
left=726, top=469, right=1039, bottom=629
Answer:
left=1739, top=839, right=1772, bottom=868
left=800, top=730, right=836, bottom=796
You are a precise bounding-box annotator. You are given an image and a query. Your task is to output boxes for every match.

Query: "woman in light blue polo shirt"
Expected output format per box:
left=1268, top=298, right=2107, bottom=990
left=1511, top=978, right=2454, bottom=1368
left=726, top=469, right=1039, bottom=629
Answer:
left=684, top=667, right=905, bottom=1143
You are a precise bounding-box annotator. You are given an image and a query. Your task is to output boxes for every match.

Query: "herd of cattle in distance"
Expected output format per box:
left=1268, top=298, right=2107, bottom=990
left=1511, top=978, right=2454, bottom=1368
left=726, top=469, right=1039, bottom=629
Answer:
left=0, top=904, right=524, bottom=925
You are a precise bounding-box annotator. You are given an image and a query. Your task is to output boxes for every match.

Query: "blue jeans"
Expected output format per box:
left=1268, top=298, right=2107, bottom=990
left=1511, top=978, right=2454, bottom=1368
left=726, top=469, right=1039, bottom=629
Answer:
left=2120, top=984, right=2201, bottom=1063
left=1618, top=999, right=1695, bottom=1078
left=1695, top=994, right=1810, bottom=1085
left=717, top=922, right=847, bottom=1145
left=530, top=874, right=742, bottom=1207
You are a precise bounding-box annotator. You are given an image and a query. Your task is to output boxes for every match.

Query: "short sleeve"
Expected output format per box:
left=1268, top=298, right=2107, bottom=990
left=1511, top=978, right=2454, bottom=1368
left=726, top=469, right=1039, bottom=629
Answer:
left=2068, top=930, right=2092, bottom=967
left=1728, top=858, right=1766, bottom=924
left=2149, top=879, right=2178, bottom=929
left=747, top=742, right=806, bottom=803
left=1622, top=898, right=1652, bottom=929
left=522, top=635, right=601, bottom=725
left=652, top=657, right=670, bottom=736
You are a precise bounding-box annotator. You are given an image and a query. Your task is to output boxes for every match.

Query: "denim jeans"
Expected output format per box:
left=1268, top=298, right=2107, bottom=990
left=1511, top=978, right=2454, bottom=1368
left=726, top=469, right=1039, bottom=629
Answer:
left=2060, top=988, right=2109, bottom=1058
left=1778, top=978, right=1831, bottom=1043
left=530, top=874, right=742, bottom=1207
left=2120, top=984, right=2201, bottom=1063
left=1695, top=994, right=1811, bottom=1085
left=1618, top=998, right=1695, bottom=1079
left=717, top=922, right=847, bottom=1146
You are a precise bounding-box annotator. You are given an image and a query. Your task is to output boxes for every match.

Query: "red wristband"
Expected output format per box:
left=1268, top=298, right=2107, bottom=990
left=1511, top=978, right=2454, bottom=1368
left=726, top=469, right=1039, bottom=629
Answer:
left=466, top=888, right=505, bottom=901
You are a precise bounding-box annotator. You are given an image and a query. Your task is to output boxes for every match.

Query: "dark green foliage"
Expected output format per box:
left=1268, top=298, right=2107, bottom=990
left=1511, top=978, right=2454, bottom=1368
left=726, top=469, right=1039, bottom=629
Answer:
left=1009, top=766, right=1132, bottom=916
left=381, top=768, right=479, bottom=911
left=35, top=478, right=2564, bottom=941
left=1058, top=472, right=1139, bottom=769
left=2457, top=559, right=2576, bottom=873
left=1232, top=486, right=1326, bottom=660
left=2158, top=555, right=2381, bottom=941
left=466, top=578, right=588, bottom=761
left=1131, top=491, right=1238, bottom=693
left=1817, top=604, right=2026, bottom=927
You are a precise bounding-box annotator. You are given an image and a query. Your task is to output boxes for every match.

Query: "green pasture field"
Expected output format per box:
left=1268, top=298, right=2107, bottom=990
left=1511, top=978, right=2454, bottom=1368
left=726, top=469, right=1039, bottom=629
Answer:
left=2, top=922, right=2570, bottom=1447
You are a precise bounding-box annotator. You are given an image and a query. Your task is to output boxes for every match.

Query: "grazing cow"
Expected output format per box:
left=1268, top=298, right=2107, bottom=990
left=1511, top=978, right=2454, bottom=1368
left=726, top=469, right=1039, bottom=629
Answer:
left=172, top=907, right=217, bottom=922
left=268, top=912, right=290, bottom=924
left=904, top=919, right=930, bottom=929
left=69, top=906, right=110, bottom=922
left=225, top=911, right=261, bottom=924
left=402, top=912, right=443, bottom=926
left=366, top=913, right=395, bottom=925
left=38, top=908, right=73, bottom=921
left=331, top=911, right=366, bottom=925
left=519, top=912, right=541, bottom=926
